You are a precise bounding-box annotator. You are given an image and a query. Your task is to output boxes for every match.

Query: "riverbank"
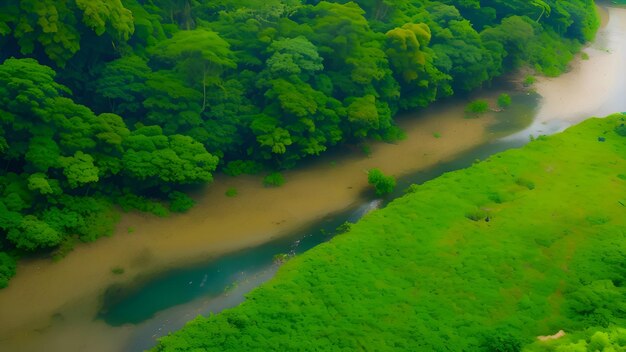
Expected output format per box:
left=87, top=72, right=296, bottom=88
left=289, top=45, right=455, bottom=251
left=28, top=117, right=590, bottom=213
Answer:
left=153, top=113, right=626, bottom=351
left=0, top=96, right=497, bottom=351
left=534, top=6, right=626, bottom=124
left=1, top=5, right=623, bottom=352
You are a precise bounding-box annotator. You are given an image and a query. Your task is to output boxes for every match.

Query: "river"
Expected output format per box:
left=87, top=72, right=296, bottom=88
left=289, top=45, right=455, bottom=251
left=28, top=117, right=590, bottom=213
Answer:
left=1, top=5, right=625, bottom=352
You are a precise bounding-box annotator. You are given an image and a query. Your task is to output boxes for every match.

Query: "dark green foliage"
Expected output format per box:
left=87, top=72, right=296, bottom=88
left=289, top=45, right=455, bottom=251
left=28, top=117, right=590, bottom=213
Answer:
left=225, top=188, right=238, bottom=197
left=153, top=114, right=626, bottom=351
left=615, top=123, right=626, bottom=137
left=263, top=172, right=285, bottom=187
left=223, top=160, right=263, bottom=177
left=367, top=168, right=396, bottom=196
left=111, top=266, right=125, bottom=275
left=0, top=253, right=16, bottom=288
left=168, top=192, right=195, bottom=213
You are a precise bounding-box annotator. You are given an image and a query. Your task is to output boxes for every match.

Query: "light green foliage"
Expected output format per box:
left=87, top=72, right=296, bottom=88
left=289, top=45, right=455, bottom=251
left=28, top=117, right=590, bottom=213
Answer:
left=75, top=0, right=134, bottom=39
left=266, top=36, right=324, bottom=76
left=466, top=99, right=490, bottom=114
left=367, top=168, right=396, bottom=196
left=524, top=75, right=537, bottom=87
left=263, top=172, right=285, bottom=187
left=154, top=115, right=626, bottom=352
left=498, top=93, right=512, bottom=108
left=524, top=327, right=626, bottom=351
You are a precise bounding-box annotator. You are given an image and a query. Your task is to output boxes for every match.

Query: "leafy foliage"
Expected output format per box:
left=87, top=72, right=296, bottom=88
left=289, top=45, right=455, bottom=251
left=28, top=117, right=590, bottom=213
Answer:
left=0, top=0, right=600, bottom=287
left=367, top=168, right=396, bottom=196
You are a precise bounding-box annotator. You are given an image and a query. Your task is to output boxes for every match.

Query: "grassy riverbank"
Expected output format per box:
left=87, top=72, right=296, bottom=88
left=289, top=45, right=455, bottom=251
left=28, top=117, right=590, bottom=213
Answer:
left=154, top=114, right=626, bottom=351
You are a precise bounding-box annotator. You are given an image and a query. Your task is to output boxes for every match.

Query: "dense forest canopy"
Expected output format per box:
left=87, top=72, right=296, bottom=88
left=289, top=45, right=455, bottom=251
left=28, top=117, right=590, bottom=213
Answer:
left=0, top=0, right=599, bottom=287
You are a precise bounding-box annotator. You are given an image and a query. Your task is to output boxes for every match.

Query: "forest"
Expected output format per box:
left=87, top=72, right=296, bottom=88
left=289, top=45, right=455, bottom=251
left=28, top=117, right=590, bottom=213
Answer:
left=153, top=114, right=626, bottom=351
left=0, top=0, right=599, bottom=288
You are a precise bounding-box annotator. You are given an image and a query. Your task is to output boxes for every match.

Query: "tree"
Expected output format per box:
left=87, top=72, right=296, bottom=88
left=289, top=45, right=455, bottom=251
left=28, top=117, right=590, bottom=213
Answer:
left=150, top=28, right=236, bottom=112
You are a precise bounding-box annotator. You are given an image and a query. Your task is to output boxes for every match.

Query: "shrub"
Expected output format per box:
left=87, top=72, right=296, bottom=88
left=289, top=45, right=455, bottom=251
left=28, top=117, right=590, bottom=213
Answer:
left=169, top=191, right=195, bottom=212
left=614, top=123, right=626, bottom=137
left=263, top=172, right=285, bottom=187
left=497, top=93, right=512, bottom=108
left=367, top=168, right=396, bottom=196
left=0, top=252, right=17, bottom=289
left=523, top=75, right=536, bottom=87
left=515, top=178, right=535, bottom=190
left=465, top=99, right=489, bottom=117
left=225, top=187, right=238, bottom=197
left=111, top=266, right=125, bottom=275
left=465, top=208, right=489, bottom=221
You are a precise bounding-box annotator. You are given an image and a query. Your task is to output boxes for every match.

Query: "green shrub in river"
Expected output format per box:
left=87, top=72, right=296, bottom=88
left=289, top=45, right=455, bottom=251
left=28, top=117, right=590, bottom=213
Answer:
left=263, top=172, right=285, bottom=187
left=367, top=168, right=396, bottom=196
left=466, top=99, right=490, bottom=116
left=154, top=114, right=626, bottom=351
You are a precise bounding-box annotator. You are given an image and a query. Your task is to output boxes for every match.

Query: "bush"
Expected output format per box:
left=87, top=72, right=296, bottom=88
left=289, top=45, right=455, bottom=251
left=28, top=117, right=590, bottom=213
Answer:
left=497, top=93, right=512, bottom=108
left=614, top=123, right=626, bottom=137
left=263, top=172, right=285, bottom=187
left=111, top=266, right=125, bottom=275
left=0, top=252, right=16, bottom=289
left=169, top=191, right=195, bottom=212
left=225, top=187, right=238, bottom=197
left=465, top=208, right=489, bottom=221
left=367, top=168, right=396, bottom=196
left=523, top=75, right=536, bottom=87
left=465, top=99, right=489, bottom=117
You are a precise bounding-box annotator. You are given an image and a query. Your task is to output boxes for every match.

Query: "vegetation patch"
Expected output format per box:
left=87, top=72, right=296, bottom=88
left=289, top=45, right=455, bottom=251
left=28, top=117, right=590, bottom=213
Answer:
left=263, top=172, right=285, bottom=187
left=465, top=99, right=490, bottom=117
left=154, top=115, right=626, bottom=352
left=367, top=168, right=396, bottom=196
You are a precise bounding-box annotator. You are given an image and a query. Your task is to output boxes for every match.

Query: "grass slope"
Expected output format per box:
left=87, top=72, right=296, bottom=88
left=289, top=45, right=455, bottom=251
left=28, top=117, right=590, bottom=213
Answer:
left=154, top=114, right=626, bottom=351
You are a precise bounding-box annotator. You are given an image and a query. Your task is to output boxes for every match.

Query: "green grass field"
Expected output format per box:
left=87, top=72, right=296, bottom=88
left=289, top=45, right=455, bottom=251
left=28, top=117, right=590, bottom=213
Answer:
left=154, top=114, right=626, bottom=351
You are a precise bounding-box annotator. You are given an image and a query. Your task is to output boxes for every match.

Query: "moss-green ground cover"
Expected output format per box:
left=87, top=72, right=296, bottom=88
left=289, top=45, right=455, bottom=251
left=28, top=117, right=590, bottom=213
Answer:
left=155, top=114, right=626, bottom=351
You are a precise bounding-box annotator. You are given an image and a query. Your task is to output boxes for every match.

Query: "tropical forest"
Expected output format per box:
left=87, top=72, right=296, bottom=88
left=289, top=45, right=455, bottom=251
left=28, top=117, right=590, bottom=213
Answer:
left=0, top=0, right=625, bottom=351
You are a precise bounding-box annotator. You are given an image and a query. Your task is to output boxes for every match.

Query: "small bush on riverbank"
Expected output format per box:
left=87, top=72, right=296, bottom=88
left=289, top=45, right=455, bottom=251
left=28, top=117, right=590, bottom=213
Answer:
left=465, top=99, right=490, bottom=117
left=367, top=168, right=396, bottom=196
left=524, top=75, right=536, bottom=87
left=498, top=93, right=512, bottom=108
left=225, top=187, right=238, bottom=197
left=169, top=192, right=195, bottom=212
left=263, top=172, right=285, bottom=187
